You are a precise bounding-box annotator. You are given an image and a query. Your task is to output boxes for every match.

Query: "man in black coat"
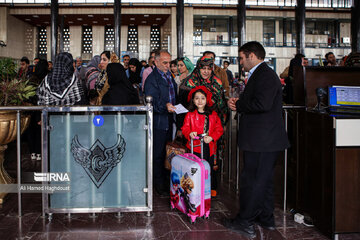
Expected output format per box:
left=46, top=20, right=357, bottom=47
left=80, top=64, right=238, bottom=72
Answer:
left=225, top=41, right=290, bottom=238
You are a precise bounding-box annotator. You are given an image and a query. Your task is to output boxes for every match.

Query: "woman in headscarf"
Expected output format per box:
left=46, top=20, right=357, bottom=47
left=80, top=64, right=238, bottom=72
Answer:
left=182, top=56, right=228, bottom=126
left=176, top=56, right=194, bottom=88
left=102, top=63, right=140, bottom=105
left=127, top=58, right=143, bottom=85
left=79, top=55, right=100, bottom=91
left=37, top=52, right=86, bottom=106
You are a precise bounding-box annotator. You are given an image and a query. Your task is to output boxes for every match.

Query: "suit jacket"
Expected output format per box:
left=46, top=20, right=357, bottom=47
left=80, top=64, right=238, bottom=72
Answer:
left=236, top=62, right=290, bottom=152
left=144, top=66, right=177, bottom=130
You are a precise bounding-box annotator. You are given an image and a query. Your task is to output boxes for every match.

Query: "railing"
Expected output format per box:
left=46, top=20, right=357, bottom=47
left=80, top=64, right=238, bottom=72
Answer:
left=226, top=103, right=306, bottom=212
left=194, top=40, right=351, bottom=49
left=0, top=0, right=352, bottom=8
left=0, top=103, right=153, bottom=218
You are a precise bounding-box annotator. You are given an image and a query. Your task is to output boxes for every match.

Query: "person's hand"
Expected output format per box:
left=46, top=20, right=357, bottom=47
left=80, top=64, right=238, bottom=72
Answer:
left=189, top=132, right=197, bottom=139
left=227, top=97, right=238, bottom=111
left=166, top=103, right=176, bottom=113
left=204, top=136, right=213, bottom=144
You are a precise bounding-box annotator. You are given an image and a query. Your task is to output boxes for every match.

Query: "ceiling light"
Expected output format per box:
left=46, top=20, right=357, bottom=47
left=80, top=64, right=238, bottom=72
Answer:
left=25, top=18, right=30, bottom=21
left=144, top=15, right=149, bottom=17
left=156, top=18, right=161, bottom=21
left=33, top=15, right=39, bottom=18
left=104, top=18, right=109, bottom=21
left=130, top=18, right=135, bottom=21
left=88, top=15, right=94, bottom=17
left=68, top=21, right=73, bottom=24
left=142, top=21, right=146, bottom=24
left=77, top=18, right=83, bottom=21
left=93, top=21, right=98, bottom=24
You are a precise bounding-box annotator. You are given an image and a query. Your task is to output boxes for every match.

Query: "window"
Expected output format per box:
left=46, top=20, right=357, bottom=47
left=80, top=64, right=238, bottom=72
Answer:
left=127, top=26, right=138, bottom=53
left=37, top=27, right=47, bottom=59
left=263, top=20, right=275, bottom=47
left=82, top=26, right=93, bottom=54
left=104, top=26, right=114, bottom=52
left=63, top=27, right=70, bottom=53
left=150, top=26, right=160, bottom=51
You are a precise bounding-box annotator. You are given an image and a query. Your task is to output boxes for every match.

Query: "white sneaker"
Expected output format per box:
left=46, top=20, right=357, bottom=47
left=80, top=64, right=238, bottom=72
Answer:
left=36, top=154, right=41, bottom=161
left=31, top=153, right=36, bottom=161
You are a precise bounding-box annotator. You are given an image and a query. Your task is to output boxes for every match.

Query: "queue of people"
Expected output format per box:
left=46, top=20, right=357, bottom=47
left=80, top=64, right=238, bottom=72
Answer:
left=17, top=42, right=360, bottom=239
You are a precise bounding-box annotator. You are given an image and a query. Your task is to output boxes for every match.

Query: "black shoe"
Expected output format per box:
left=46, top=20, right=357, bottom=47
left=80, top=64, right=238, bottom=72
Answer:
left=255, top=220, right=276, bottom=230
left=223, top=218, right=256, bottom=239
left=257, top=222, right=276, bottom=231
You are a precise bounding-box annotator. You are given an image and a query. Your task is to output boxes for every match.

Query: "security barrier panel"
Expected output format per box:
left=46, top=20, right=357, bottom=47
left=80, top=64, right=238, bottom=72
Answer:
left=41, top=106, right=153, bottom=214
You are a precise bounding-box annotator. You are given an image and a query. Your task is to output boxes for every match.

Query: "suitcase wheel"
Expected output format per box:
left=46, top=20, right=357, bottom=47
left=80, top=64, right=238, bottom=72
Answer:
left=189, top=216, right=197, bottom=224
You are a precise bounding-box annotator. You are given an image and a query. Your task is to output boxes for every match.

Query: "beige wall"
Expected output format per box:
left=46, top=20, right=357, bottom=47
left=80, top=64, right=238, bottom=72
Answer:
left=246, top=20, right=263, bottom=42
left=0, top=13, right=31, bottom=60
left=92, top=25, right=104, bottom=57
left=69, top=26, right=82, bottom=59
left=184, top=7, right=194, bottom=60
left=0, top=7, right=7, bottom=44
left=138, top=25, right=151, bottom=61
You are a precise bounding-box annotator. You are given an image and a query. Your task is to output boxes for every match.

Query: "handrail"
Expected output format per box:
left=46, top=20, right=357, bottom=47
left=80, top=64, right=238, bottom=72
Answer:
left=193, top=40, right=351, bottom=49
left=0, top=105, right=148, bottom=111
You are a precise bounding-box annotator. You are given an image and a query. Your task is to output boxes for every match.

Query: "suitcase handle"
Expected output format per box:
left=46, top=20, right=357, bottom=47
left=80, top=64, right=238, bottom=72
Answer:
left=190, top=136, right=204, bottom=159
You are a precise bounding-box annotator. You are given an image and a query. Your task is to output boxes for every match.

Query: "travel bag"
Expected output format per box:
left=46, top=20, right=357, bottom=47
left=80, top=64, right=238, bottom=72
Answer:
left=170, top=137, right=211, bottom=223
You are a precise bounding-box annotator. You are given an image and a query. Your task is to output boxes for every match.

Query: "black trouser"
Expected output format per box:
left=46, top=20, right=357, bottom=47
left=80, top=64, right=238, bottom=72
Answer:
left=153, top=127, right=172, bottom=191
left=236, top=151, right=279, bottom=226
left=193, top=142, right=217, bottom=190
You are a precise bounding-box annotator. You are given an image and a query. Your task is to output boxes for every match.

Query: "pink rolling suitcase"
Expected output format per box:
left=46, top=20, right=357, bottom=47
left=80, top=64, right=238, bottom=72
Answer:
left=170, top=137, right=211, bottom=223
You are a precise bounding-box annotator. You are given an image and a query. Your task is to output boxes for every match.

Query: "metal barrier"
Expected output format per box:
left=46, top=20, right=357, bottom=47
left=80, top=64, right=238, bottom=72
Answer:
left=0, top=101, right=153, bottom=218
left=226, top=104, right=305, bottom=213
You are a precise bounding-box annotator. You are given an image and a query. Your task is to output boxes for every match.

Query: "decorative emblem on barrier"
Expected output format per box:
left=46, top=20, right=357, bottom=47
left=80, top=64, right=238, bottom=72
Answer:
left=71, top=134, right=126, bottom=188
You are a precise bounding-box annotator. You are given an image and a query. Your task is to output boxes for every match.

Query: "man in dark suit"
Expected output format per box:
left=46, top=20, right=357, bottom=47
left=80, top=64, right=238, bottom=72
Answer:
left=144, top=50, right=177, bottom=196
left=224, top=41, right=290, bottom=238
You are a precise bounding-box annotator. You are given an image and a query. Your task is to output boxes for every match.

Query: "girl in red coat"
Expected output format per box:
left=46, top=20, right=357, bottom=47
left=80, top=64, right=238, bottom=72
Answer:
left=181, top=86, right=224, bottom=196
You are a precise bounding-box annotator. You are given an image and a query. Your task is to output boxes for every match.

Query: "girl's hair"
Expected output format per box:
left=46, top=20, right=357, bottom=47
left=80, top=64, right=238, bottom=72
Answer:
left=188, top=88, right=213, bottom=115
left=100, top=51, right=111, bottom=60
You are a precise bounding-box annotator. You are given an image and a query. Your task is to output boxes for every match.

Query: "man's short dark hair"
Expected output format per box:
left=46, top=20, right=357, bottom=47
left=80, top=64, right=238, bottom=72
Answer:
left=20, top=56, right=29, bottom=64
left=224, top=60, right=230, bottom=65
left=34, top=57, right=40, bottom=61
left=203, top=51, right=216, bottom=58
left=325, top=52, right=334, bottom=60
left=239, top=41, right=266, bottom=60
left=123, top=54, right=130, bottom=59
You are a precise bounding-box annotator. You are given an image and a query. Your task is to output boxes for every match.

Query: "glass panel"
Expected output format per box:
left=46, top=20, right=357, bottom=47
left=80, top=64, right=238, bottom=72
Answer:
left=49, top=112, right=147, bottom=209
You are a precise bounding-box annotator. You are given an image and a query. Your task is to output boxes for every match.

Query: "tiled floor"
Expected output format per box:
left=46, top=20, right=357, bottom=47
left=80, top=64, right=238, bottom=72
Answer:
left=1, top=143, right=360, bottom=240
left=0, top=182, right=360, bottom=240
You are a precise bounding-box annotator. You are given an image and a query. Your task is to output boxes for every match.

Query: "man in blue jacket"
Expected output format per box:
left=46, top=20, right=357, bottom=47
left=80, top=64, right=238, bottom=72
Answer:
left=144, top=50, right=177, bottom=196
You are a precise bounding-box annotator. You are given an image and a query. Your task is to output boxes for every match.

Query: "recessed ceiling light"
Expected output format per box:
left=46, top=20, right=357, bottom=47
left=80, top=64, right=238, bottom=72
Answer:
left=130, top=18, right=135, bottom=21
left=33, top=15, right=39, bottom=18
left=144, top=15, right=149, bottom=17
left=88, top=15, right=94, bottom=17
left=68, top=21, right=73, bottom=24
left=83, top=24, right=88, bottom=26
left=44, top=21, right=49, bottom=24
left=104, top=18, right=109, bottom=21
left=153, top=24, right=158, bottom=26
left=77, top=18, right=82, bottom=21
left=93, top=21, right=98, bottom=24
left=130, top=24, right=134, bottom=26
left=106, top=24, right=111, bottom=26
left=142, top=21, right=146, bottom=24
left=25, top=18, right=30, bottom=21
left=156, top=18, right=161, bottom=21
